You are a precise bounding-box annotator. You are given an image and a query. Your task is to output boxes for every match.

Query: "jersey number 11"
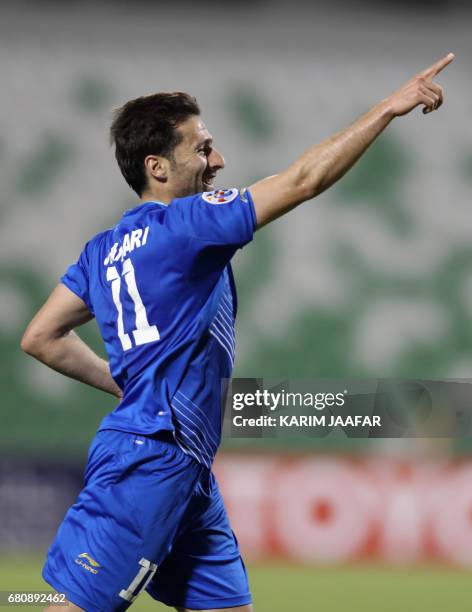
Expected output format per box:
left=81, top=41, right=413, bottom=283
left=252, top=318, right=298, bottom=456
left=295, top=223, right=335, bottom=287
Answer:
left=106, top=258, right=160, bottom=351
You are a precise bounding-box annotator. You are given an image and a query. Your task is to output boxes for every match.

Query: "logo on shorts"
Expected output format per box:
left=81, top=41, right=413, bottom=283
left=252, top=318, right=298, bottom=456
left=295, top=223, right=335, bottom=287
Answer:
left=75, top=553, right=101, bottom=574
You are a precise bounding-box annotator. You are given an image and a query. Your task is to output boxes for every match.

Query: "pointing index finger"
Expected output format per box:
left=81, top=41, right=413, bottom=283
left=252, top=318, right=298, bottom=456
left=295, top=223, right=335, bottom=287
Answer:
left=421, top=52, right=455, bottom=79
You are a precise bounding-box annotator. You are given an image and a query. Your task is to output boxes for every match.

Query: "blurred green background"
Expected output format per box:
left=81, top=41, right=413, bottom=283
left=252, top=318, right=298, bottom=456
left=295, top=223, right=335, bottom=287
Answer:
left=1, top=1, right=472, bottom=608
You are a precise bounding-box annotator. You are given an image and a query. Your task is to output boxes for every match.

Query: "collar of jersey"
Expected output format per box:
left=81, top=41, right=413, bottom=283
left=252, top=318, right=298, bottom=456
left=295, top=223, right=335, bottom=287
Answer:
left=123, top=200, right=169, bottom=216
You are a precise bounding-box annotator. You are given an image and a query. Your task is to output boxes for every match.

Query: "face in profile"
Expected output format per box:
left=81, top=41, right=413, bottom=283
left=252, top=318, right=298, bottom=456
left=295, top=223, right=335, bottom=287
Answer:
left=168, top=115, right=226, bottom=198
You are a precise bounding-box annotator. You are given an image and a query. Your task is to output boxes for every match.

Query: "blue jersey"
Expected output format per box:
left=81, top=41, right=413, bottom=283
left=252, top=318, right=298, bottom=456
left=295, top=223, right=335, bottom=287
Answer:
left=61, top=188, right=256, bottom=468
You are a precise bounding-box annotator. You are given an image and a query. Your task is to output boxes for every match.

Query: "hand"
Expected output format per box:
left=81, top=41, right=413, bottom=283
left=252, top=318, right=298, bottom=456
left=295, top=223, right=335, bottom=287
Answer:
left=386, top=52, right=454, bottom=118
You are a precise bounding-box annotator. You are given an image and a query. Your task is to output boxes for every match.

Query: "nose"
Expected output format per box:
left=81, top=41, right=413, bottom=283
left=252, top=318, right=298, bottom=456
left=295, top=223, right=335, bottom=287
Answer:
left=209, top=147, right=225, bottom=170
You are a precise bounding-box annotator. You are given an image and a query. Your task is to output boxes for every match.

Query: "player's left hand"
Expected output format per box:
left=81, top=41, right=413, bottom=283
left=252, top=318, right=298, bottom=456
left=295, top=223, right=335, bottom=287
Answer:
left=386, top=52, right=454, bottom=117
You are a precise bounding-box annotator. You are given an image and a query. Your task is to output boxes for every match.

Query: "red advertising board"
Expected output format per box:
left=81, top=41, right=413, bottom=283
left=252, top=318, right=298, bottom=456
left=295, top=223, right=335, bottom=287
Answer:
left=214, top=454, right=472, bottom=566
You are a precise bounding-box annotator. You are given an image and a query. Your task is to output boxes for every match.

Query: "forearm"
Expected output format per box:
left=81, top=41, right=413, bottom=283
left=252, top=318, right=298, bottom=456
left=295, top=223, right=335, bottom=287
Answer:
left=24, top=330, right=122, bottom=399
left=251, top=100, right=395, bottom=227
left=251, top=53, right=453, bottom=228
left=296, top=99, right=394, bottom=198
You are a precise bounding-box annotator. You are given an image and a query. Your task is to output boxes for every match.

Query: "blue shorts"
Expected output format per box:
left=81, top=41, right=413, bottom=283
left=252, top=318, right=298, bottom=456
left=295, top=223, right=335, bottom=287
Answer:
left=42, top=430, right=251, bottom=611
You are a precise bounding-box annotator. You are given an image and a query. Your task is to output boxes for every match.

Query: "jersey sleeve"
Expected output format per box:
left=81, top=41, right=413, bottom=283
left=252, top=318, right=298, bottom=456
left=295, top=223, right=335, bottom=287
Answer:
left=171, top=188, right=257, bottom=248
left=60, top=243, right=94, bottom=314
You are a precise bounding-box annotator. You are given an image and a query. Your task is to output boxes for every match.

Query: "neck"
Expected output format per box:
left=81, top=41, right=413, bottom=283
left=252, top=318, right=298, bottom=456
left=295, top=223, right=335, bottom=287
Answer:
left=140, top=183, right=178, bottom=204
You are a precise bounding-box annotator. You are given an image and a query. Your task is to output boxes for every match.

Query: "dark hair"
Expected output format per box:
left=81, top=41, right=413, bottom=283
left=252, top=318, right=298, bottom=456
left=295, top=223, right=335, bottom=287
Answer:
left=110, top=92, right=200, bottom=196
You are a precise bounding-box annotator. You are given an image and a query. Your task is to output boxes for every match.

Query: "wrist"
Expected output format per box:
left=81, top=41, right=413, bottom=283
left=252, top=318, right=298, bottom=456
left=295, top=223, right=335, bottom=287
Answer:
left=377, top=97, right=397, bottom=121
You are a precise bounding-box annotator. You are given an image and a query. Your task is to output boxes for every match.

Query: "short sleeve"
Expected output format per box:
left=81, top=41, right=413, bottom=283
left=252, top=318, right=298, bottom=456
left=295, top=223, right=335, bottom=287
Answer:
left=172, top=188, right=257, bottom=247
left=60, top=244, right=94, bottom=314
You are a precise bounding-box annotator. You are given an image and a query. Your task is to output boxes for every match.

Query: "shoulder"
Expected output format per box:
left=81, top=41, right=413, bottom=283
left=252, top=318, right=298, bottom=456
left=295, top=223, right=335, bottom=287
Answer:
left=168, top=189, right=252, bottom=224
left=88, top=228, right=111, bottom=246
left=74, top=228, right=113, bottom=269
left=171, top=189, right=242, bottom=209
left=167, top=188, right=255, bottom=245
left=84, top=228, right=112, bottom=253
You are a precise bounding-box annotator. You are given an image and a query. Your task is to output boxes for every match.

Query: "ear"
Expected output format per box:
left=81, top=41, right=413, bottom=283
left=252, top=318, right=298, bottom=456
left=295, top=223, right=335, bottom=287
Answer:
left=144, top=154, right=170, bottom=183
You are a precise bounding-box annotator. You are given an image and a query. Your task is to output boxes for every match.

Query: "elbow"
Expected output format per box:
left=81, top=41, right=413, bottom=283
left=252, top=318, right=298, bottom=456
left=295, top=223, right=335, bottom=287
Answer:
left=20, top=329, right=38, bottom=356
left=20, top=325, right=47, bottom=357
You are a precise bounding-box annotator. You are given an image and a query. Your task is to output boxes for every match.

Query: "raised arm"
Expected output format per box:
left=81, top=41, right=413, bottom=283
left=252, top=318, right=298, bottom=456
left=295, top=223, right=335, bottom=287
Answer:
left=250, top=53, right=454, bottom=228
left=21, top=284, right=123, bottom=399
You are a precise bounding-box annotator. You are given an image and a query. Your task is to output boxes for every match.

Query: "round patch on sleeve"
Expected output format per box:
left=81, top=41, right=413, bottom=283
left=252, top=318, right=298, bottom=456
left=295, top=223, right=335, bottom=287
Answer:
left=202, top=188, right=239, bottom=205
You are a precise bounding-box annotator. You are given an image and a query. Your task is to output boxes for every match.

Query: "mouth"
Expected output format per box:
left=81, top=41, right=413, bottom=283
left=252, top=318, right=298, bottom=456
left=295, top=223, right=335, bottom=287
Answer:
left=202, top=174, right=216, bottom=190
